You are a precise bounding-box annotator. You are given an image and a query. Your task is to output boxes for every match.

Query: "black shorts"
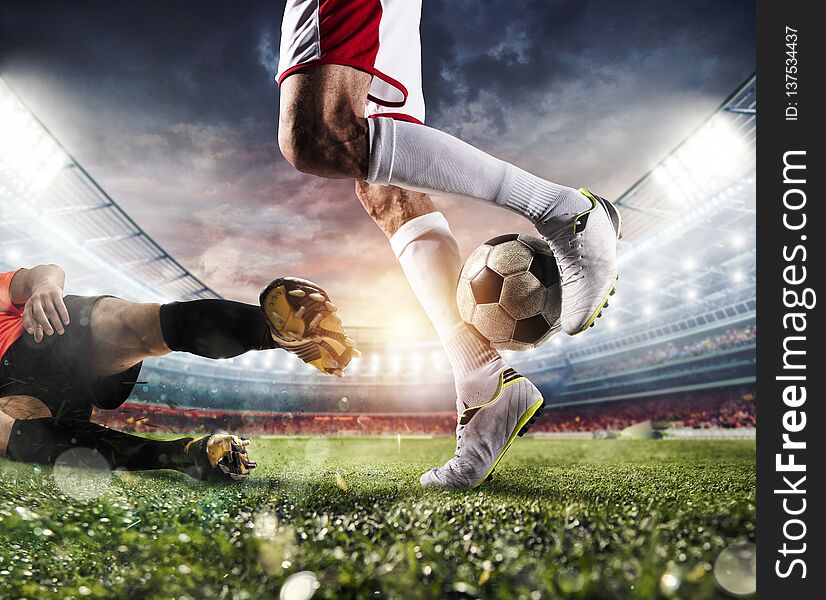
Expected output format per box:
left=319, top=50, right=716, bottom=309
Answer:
left=0, top=295, right=142, bottom=420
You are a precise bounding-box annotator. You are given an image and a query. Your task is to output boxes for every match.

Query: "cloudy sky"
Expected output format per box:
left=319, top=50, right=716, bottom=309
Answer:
left=0, top=0, right=754, bottom=327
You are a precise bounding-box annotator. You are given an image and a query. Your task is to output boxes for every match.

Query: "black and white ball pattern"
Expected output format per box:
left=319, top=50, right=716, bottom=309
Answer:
left=457, top=234, right=562, bottom=351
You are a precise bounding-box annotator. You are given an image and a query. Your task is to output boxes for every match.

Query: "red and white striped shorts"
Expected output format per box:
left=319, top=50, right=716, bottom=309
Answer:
left=277, top=0, right=425, bottom=124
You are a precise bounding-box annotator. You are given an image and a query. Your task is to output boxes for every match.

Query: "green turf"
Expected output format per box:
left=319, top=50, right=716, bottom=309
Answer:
left=0, top=437, right=755, bottom=599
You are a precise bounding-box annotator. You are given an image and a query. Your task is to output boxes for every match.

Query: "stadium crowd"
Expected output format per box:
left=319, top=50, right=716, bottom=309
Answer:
left=542, top=388, right=755, bottom=432
left=572, top=325, right=755, bottom=380
left=94, top=388, right=755, bottom=436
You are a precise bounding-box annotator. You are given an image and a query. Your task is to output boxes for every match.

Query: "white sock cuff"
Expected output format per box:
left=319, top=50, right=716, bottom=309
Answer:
left=443, top=324, right=500, bottom=376
left=366, top=116, right=395, bottom=185
left=503, top=168, right=570, bottom=222
left=389, top=211, right=451, bottom=258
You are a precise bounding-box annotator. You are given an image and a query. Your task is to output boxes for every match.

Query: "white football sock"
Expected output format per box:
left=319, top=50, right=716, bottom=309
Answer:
left=390, top=212, right=505, bottom=407
left=368, top=117, right=590, bottom=225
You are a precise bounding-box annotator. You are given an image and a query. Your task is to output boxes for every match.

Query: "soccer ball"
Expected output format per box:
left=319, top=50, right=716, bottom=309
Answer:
left=457, top=234, right=562, bottom=351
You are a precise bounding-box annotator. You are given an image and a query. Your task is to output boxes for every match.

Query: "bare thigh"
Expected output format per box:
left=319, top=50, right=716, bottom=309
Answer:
left=279, top=64, right=373, bottom=179
left=0, top=395, right=51, bottom=456
left=355, top=181, right=436, bottom=238
left=89, top=298, right=169, bottom=379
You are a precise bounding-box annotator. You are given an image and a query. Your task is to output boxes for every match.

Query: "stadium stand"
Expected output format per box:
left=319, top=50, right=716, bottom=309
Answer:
left=571, top=325, right=756, bottom=380
left=93, top=387, right=755, bottom=435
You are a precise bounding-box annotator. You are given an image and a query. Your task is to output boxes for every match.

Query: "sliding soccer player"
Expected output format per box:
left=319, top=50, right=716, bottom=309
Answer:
left=0, top=265, right=355, bottom=479
left=274, top=0, right=621, bottom=488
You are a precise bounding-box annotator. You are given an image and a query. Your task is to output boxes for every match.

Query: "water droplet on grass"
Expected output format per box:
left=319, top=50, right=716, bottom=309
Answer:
left=713, top=542, right=756, bottom=596
left=53, top=448, right=113, bottom=501
left=280, top=571, right=319, bottom=600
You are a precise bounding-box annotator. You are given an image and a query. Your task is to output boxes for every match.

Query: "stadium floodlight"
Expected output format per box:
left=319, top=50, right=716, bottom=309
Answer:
left=619, top=177, right=753, bottom=269
left=642, top=278, right=657, bottom=291
left=643, top=305, right=654, bottom=317
left=430, top=350, right=450, bottom=371
left=410, top=353, right=423, bottom=373
left=732, top=270, right=745, bottom=282
left=0, top=81, right=68, bottom=197
left=683, top=258, right=696, bottom=272
left=685, top=289, right=698, bottom=301
left=3, top=246, right=21, bottom=263
left=654, top=114, right=749, bottom=210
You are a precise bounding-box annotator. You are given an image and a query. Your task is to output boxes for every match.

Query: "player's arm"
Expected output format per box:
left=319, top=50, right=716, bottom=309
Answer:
left=10, top=264, right=70, bottom=342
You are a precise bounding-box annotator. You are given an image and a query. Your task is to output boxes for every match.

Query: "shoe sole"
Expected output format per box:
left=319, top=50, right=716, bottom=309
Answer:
left=570, top=189, right=623, bottom=336
left=471, top=385, right=545, bottom=489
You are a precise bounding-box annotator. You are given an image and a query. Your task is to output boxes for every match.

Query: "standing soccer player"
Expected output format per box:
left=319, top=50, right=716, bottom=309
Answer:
left=275, top=0, right=621, bottom=489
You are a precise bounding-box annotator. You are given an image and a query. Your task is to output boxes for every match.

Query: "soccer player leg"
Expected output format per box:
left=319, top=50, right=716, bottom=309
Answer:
left=3, top=410, right=255, bottom=481
left=158, top=299, right=278, bottom=360
left=356, top=182, right=544, bottom=489
left=277, top=0, right=619, bottom=334
left=89, top=296, right=279, bottom=375
left=367, top=118, right=622, bottom=336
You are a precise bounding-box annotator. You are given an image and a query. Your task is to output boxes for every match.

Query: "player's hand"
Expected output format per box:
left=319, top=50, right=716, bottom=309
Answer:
left=22, top=281, right=70, bottom=343
left=260, top=277, right=360, bottom=376
left=185, top=434, right=257, bottom=481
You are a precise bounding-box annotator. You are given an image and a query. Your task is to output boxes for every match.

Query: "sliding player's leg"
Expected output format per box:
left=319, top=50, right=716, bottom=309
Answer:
left=355, top=181, right=545, bottom=490
left=86, top=297, right=277, bottom=381
left=0, top=394, right=253, bottom=480
left=277, top=0, right=621, bottom=335
left=90, top=291, right=355, bottom=384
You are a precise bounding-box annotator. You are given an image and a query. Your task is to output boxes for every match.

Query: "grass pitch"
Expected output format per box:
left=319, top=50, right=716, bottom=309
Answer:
left=1, top=437, right=755, bottom=599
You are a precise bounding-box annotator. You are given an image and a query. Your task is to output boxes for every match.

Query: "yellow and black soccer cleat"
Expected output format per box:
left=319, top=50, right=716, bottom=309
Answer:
left=259, top=277, right=359, bottom=376
left=185, top=434, right=257, bottom=481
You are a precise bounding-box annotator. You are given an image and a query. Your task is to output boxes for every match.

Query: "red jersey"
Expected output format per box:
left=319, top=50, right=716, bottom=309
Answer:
left=0, top=270, right=25, bottom=359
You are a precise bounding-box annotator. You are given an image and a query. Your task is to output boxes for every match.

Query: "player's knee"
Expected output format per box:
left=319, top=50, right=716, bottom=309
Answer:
left=278, top=109, right=366, bottom=179
left=278, top=125, right=320, bottom=175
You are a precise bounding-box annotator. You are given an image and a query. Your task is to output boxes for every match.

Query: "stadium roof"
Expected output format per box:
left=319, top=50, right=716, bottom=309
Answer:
left=0, top=77, right=219, bottom=302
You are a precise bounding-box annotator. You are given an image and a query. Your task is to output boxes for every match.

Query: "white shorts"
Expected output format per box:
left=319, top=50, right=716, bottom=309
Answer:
left=277, top=0, right=425, bottom=124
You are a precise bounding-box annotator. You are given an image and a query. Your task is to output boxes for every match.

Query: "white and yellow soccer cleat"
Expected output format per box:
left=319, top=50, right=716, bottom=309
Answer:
left=259, top=277, right=359, bottom=376
left=185, top=434, right=257, bottom=481
left=419, top=368, right=545, bottom=490
left=537, top=188, right=622, bottom=335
